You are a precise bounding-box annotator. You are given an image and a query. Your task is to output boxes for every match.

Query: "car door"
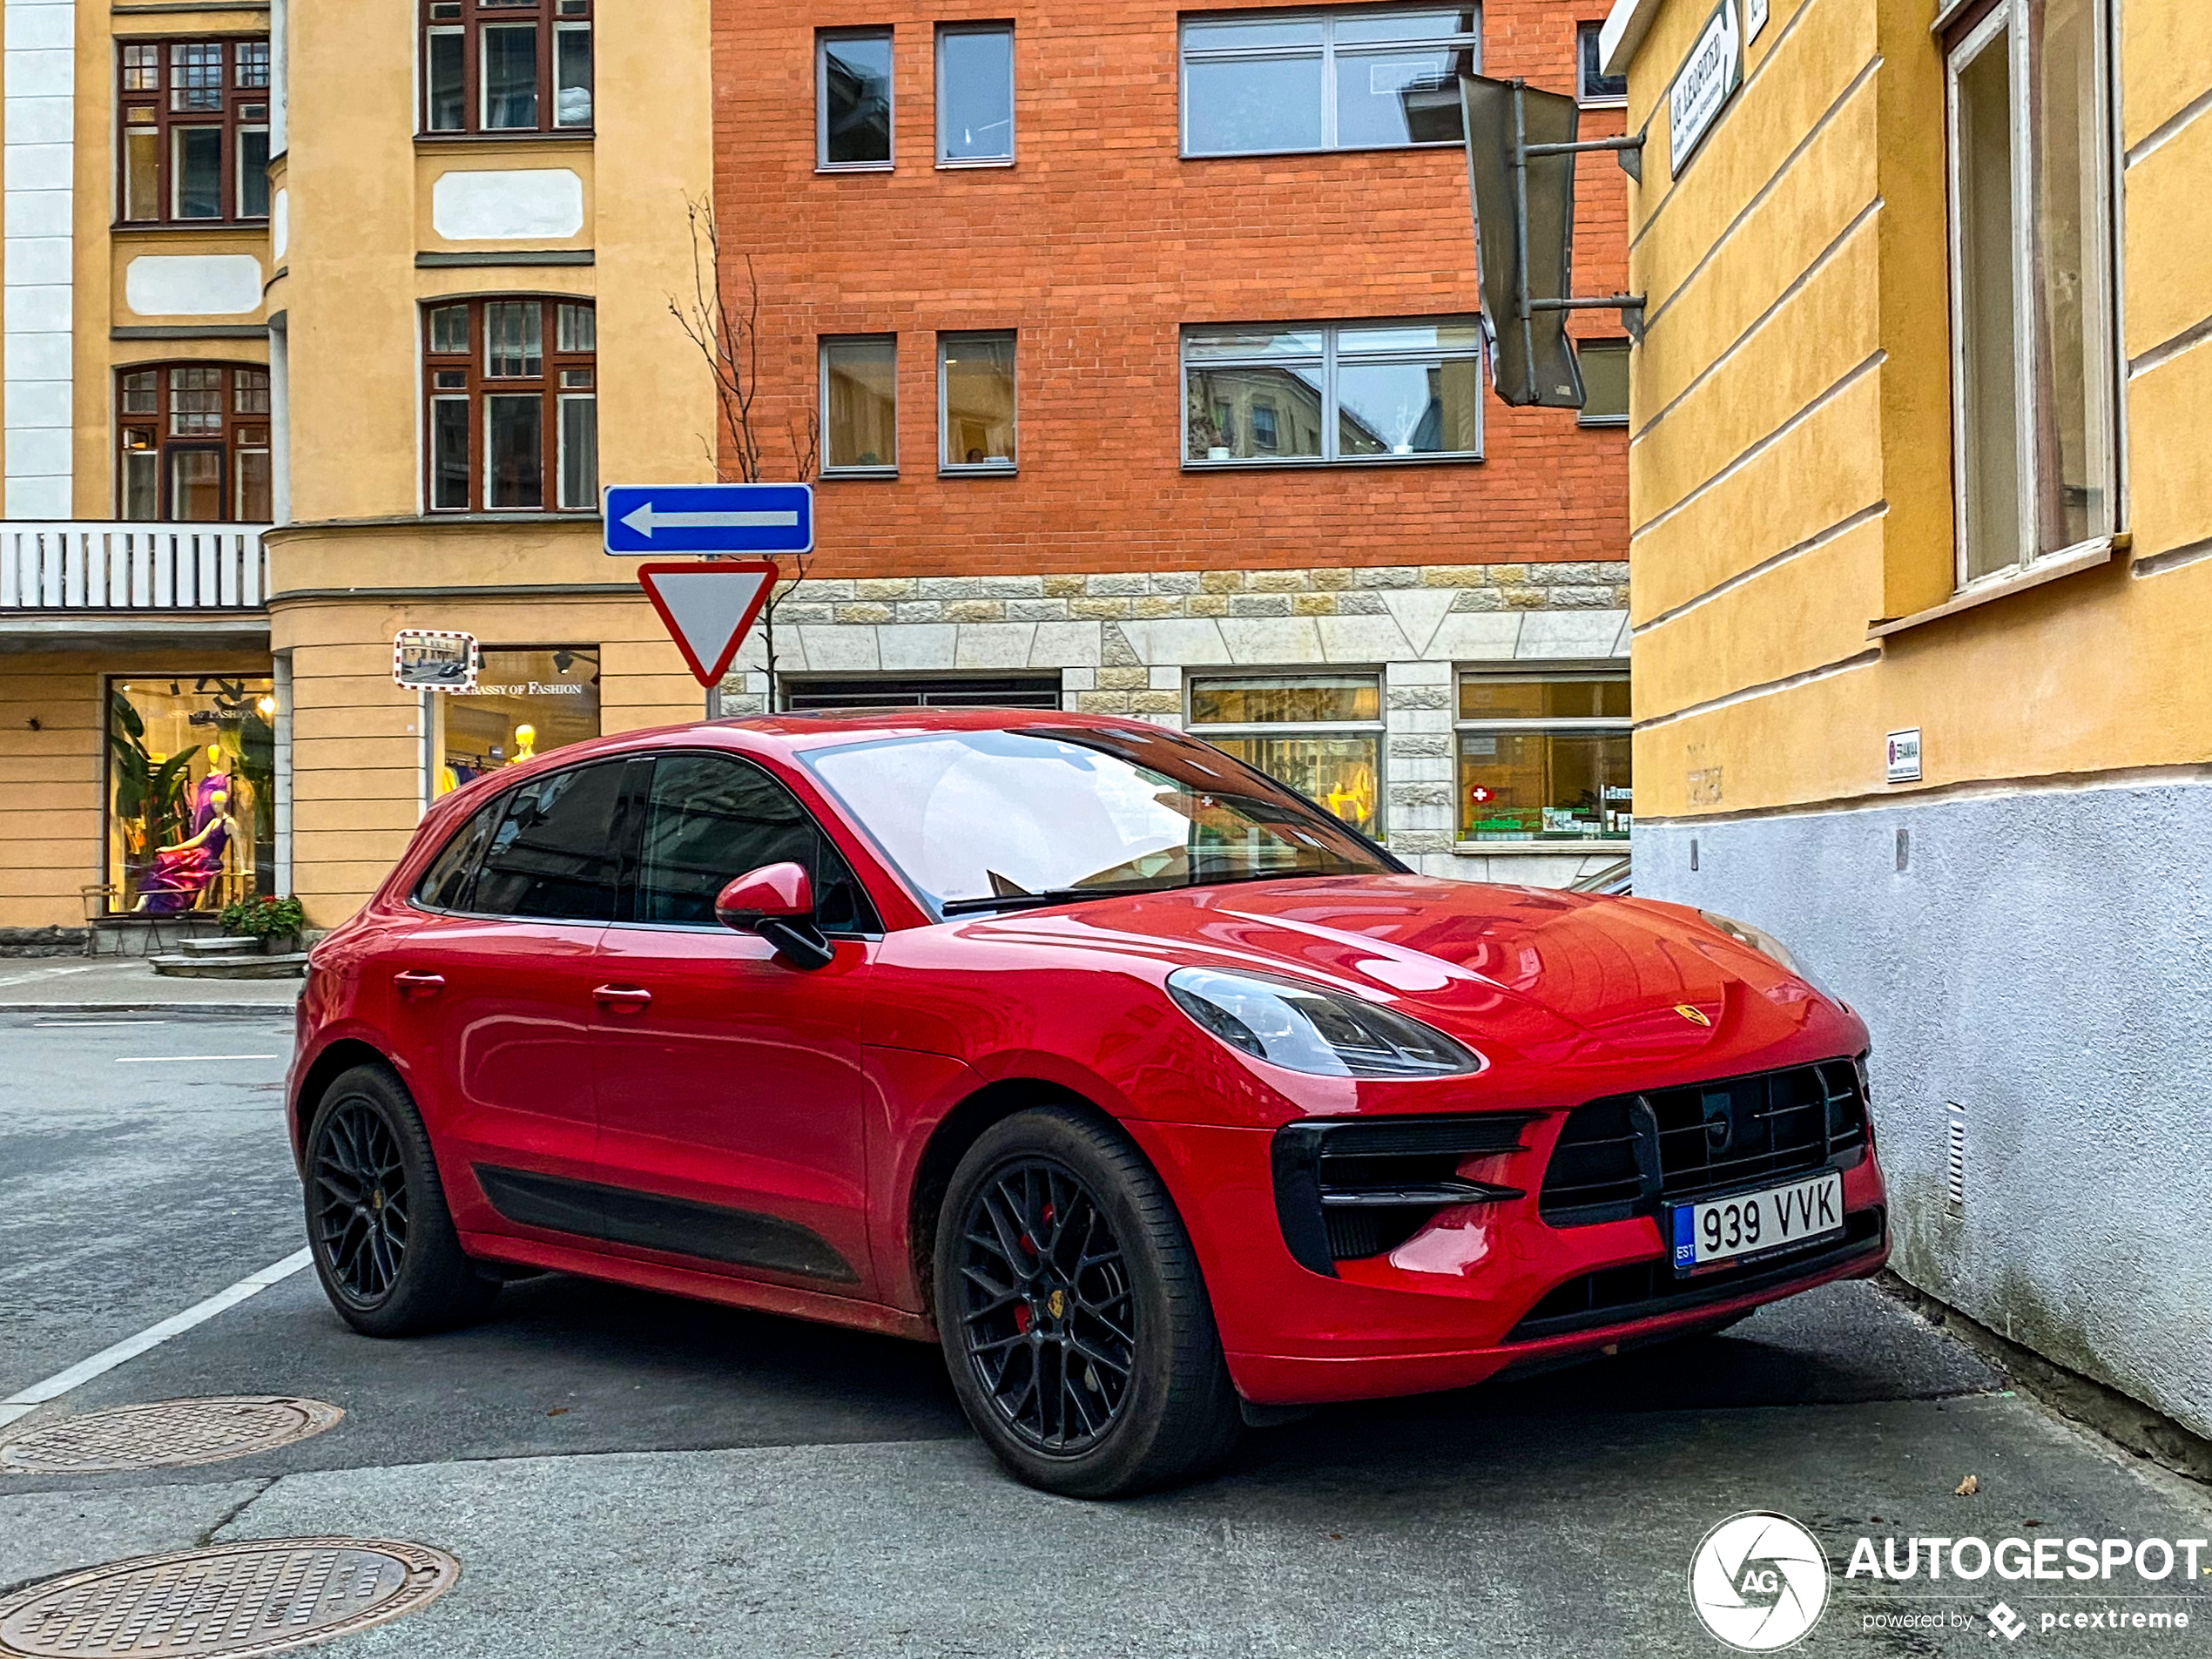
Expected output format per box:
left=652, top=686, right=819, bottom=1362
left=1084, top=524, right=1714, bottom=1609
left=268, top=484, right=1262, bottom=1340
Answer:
left=588, top=748, right=880, bottom=1296
left=385, top=757, right=640, bottom=1244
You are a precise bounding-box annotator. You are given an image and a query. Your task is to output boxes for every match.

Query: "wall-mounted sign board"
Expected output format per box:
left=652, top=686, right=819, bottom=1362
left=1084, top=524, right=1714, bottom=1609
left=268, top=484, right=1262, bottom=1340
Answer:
left=1886, top=728, right=1924, bottom=785
left=1668, top=0, right=1743, bottom=176
left=395, top=630, right=481, bottom=691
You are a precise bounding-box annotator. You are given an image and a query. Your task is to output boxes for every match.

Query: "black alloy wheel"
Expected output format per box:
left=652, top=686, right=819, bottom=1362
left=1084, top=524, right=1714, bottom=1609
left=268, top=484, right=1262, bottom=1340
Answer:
left=313, top=1097, right=410, bottom=1305
left=303, top=1064, right=498, bottom=1337
left=958, top=1157, right=1136, bottom=1454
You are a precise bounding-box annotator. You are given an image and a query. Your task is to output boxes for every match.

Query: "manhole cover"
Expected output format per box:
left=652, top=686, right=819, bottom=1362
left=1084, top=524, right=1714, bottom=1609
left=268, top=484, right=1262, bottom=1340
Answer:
left=0, top=1399, right=343, bottom=1474
left=0, top=1539, right=458, bottom=1658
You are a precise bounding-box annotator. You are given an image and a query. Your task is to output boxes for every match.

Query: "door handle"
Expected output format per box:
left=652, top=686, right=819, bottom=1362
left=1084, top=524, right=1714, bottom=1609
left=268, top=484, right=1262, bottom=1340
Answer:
left=592, top=983, right=653, bottom=1013
left=393, top=970, right=445, bottom=999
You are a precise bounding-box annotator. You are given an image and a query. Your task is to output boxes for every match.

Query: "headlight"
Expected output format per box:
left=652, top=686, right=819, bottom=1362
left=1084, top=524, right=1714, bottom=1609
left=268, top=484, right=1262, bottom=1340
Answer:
left=1165, top=967, right=1483, bottom=1078
left=1699, top=910, right=1804, bottom=974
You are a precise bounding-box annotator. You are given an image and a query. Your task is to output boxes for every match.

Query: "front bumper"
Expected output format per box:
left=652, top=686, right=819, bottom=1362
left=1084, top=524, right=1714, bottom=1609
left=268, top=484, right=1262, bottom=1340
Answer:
left=1125, top=1117, right=1891, bottom=1406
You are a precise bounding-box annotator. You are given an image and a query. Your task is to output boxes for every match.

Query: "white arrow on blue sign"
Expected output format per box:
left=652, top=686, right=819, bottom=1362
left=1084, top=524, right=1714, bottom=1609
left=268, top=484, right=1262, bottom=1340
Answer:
left=604, top=482, right=814, bottom=556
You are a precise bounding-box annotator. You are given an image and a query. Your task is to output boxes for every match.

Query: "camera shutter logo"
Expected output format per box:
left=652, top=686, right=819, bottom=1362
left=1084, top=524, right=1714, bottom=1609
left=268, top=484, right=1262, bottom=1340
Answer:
left=1689, top=1512, right=1830, bottom=1650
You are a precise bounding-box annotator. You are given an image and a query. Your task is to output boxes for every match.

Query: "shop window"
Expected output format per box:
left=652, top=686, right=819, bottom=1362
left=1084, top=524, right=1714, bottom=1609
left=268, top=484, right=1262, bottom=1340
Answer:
left=1455, top=669, right=1630, bottom=842
left=117, top=363, right=272, bottom=523
left=940, top=332, right=1016, bottom=472
left=117, top=37, right=270, bottom=225
left=1180, top=6, right=1476, bottom=158
left=1188, top=673, right=1383, bottom=838
left=1945, top=0, right=2116, bottom=589
left=781, top=675, right=1061, bottom=711
left=1576, top=21, right=1626, bottom=106
left=433, top=646, right=601, bottom=797
left=422, top=297, right=597, bottom=514
left=938, top=24, right=1014, bottom=164
left=1184, top=320, right=1480, bottom=464
left=421, top=0, right=593, bottom=136
left=1576, top=340, right=1630, bottom=426
left=820, top=335, right=898, bottom=475
left=105, top=675, right=275, bottom=915
left=819, top=29, right=894, bottom=168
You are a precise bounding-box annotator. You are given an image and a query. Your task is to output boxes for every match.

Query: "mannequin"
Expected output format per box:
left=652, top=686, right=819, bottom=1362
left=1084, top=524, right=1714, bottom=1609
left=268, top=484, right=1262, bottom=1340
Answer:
left=512, top=723, right=537, bottom=763
left=136, top=787, right=235, bottom=914
left=192, top=740, right=232, bottom=831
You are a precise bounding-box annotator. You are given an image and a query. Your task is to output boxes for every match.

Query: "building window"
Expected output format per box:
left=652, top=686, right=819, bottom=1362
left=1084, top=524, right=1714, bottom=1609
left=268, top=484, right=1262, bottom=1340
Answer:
left=117, top=37, right=271, bottom=225
left=421, top=0, right=593, bottom=137
left=433, top=647, right=601, bottom=795
left=941, top=332, right=1016, bottom=471
left=1184, top=320, right=1481, bottom=464
left=819, top=30, right=894, bottom=168
left=820, top=335, right=898, bottom=475
left=938, top=24, right=1014, bottom=164
left=105, top=675, right=275, bottom=915
left=783, top=675, right=1062, bottom=711
left=1455, top=669, right=1630, bottom=842
left=1576, top=339, right=1630, bottom=426
left=422, top=297, right=597, bottom=514
left=1576, top=20, right=1627, bottom=105
left=1180, top=6, right=1476, bottom=158
left=117, top=364, right=272, bottom=522
left=1189, top=674, right=1383, bottom=838
left=1946, top=0, right=2116, bottom=589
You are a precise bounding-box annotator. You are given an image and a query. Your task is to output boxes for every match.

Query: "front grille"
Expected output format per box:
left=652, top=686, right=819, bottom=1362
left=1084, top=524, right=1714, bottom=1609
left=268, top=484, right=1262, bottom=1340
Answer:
left=1271, top=1113, right=1539, bottom=1276
left=1538, top=1058, right=1868, bottom=1227
left=1506, top=1207, right=1885, bottom=1342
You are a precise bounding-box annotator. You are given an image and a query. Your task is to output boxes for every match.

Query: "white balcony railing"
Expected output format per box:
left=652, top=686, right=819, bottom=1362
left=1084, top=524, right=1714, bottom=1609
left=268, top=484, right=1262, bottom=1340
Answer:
left=0, top=523, right=272, bottom=610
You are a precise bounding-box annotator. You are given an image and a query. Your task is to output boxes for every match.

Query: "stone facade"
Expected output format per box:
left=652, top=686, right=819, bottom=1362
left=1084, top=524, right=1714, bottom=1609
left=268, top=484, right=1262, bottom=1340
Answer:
left=719, top=560, right=1633, bottom=889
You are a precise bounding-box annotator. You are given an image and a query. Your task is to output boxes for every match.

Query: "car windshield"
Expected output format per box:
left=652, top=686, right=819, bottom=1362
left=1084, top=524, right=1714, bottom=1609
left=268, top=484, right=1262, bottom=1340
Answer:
left=802, top=725, right=1392, bottom=914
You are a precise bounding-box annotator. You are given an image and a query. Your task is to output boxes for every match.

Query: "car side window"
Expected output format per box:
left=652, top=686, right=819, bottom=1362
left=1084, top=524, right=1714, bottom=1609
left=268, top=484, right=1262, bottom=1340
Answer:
left=413, top=796, right=504, bottom=912
left=637, top=752, right=878, bottom=934
left=471, top=763, right=628, bottom=922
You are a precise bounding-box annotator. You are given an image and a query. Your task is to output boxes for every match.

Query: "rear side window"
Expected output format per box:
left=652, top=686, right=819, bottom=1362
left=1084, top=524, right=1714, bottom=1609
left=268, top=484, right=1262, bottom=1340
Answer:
left=472, top=762, right=628, bottom=921
left=413, top=798, right=502, bottom=912
left=637, top=752, right=877, bottom=934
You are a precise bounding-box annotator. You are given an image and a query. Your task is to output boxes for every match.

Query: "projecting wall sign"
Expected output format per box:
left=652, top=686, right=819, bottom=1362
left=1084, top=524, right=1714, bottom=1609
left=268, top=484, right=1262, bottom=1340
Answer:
left=1668, top=0, right=1743, bottom=177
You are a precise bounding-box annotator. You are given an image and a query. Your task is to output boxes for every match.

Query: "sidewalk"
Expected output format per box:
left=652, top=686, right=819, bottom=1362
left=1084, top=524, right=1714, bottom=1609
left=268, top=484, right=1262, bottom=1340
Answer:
left=0, top=957, right=300, bottom=1012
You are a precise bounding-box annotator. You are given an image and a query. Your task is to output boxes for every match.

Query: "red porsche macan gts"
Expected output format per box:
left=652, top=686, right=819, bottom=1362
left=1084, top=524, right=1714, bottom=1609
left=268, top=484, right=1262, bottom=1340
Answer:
left=288, top=708, right=1889, bottom=1496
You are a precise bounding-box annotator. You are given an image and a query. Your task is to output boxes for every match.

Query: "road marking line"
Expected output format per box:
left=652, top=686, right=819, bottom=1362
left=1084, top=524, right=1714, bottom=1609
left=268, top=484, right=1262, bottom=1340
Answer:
left=37, top=1019, right=172, bottom=1027
left=115, top=1054, right=281, bottom=1063
left=0, top=1249, right=313, bottom=1430
left=0, top=964, right=105, bottom=988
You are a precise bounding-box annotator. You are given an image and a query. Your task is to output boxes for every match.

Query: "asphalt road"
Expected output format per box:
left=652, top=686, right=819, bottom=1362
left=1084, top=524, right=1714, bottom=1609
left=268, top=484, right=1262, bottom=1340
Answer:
left=3, top=1006, right=2209, bottom=1656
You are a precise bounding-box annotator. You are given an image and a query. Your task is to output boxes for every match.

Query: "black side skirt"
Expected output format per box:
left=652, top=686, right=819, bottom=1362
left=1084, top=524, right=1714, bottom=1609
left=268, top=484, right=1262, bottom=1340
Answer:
left=472, top=1165, right=860, bottom=1285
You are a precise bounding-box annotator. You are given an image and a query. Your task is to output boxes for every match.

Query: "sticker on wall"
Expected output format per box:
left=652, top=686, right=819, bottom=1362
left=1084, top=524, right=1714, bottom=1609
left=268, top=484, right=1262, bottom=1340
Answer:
left=395, top=630, right=482, bottom=691
left=1885, top=728, right=1923, bottom=784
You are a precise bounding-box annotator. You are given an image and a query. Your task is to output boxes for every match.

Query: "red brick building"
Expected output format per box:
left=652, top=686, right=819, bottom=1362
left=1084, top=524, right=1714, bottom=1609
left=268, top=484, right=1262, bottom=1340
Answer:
left=712, top=0, right=1633, bottom=885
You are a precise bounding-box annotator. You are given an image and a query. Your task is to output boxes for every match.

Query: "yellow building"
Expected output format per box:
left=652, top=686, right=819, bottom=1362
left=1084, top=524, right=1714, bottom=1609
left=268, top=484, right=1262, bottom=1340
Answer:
left=0, top=0, right=716, bottom=943
left=1602, top=0, right=2212, bottom=1434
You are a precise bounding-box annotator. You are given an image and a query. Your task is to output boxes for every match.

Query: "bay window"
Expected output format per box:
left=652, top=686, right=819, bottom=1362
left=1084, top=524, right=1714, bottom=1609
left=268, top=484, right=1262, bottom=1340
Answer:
left=421, top=0, right=594, bottom=136
left=1946, top=0, right=2117, bottom=589
left=424, top=298, right=597, bottom=514
left=117, top=363, right=272, bottom=522
left=1189, top=674, right=1384, bottom=837
left=1455, top=671, right=1630, bottom=842
left=117, top=37, right=270, bottom=225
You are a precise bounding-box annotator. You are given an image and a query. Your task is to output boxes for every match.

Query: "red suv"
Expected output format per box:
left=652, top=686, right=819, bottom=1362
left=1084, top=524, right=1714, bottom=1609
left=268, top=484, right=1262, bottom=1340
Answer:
left=288, top=709, right=1888, bottom=1496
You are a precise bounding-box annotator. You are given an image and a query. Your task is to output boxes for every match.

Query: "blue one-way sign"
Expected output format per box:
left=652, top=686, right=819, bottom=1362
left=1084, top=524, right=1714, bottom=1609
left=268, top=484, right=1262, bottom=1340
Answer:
left=604, top=482, right=814, bottom=556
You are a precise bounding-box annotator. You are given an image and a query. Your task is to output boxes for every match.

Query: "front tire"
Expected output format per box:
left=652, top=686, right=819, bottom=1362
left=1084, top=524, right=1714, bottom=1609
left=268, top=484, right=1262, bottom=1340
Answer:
left=304, top=1062, right=497, bottom=1337
left=934, top=1106, right=1242, bottom=1498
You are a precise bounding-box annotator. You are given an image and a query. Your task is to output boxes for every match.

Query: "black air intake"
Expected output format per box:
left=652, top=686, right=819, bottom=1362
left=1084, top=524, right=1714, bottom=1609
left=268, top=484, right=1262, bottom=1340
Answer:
left=1272, top=1113, right=1539, bottom=1275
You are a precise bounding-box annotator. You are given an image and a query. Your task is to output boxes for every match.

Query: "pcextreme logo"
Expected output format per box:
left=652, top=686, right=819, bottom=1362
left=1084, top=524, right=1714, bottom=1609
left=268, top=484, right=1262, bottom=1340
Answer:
left=1689, top=1512, right=1830, bottom=1650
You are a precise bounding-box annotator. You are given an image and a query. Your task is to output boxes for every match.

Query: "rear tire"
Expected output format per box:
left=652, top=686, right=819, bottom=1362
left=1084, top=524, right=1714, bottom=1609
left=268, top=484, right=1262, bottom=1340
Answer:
left=934, top=1105, right=1243, bottom=1498
left=304, top=1062, right=498, bottom=1337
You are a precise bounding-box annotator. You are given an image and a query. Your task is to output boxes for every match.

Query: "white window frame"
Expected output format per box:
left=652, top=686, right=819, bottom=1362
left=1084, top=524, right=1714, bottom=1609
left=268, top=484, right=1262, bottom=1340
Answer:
left=935, top=21, right=1015, bottom=166
left=1181, top=318, right=1485, bottom=467
left=1942, top=0, right=2121, bottom=594
left=938, top=330, right=1018, bottom=475
left=1453, top=664, right=1632, bottom=846
left=1186, top=671, right=1387, bottom=838
left=819, top=334, right=900, bottom=478
left=818, top=27, right=895, bottom=172
left=1178, top=4, right=1480, bottom=158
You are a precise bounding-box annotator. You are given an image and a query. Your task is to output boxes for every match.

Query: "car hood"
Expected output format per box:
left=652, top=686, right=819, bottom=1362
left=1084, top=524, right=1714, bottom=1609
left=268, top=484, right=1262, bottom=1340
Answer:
left=959, top=874, right=1856, bottom=1082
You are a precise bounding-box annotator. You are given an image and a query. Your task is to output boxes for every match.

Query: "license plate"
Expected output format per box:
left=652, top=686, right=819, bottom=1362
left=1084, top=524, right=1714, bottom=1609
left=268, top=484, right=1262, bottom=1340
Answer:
left=1668, top=1170, right=1844, bottom=1275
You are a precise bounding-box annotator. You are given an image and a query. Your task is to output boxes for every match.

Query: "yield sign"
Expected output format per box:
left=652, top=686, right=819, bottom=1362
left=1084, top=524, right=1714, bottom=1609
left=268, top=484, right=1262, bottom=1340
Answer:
left=637, top=560, right=777, bottom=688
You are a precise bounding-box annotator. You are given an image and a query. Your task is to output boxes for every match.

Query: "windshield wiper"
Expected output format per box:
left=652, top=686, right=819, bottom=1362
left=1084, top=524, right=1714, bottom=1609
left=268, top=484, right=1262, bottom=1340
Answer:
left=940, top=883, right=1168, bottom=916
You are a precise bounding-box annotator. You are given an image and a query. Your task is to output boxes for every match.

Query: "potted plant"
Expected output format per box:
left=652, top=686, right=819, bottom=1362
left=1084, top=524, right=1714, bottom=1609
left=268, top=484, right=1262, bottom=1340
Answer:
left=219, top=894, right=307, bottom=954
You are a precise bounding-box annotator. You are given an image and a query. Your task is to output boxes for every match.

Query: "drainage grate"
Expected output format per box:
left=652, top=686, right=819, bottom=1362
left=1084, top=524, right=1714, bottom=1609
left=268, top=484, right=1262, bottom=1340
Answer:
left=0, top=1399, right=344, bottom=1474
left=0, top=1539, right=458, bottom=1659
